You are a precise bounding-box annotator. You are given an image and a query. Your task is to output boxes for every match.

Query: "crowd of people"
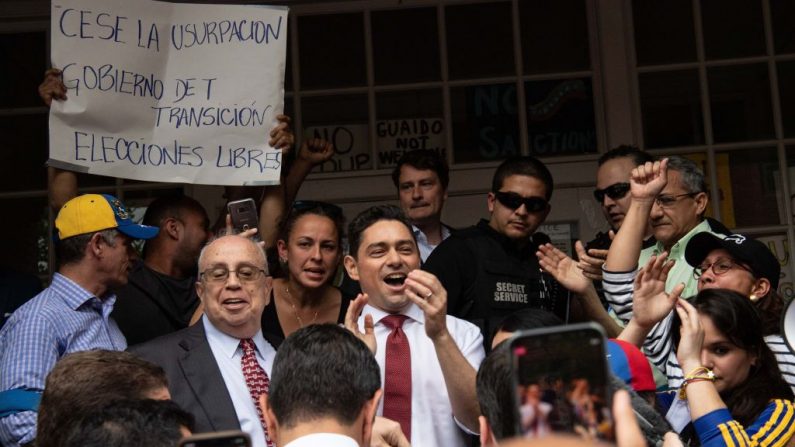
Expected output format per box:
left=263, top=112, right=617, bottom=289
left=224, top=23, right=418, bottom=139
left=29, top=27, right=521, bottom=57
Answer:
left=0, top=70, right=792, bottom=447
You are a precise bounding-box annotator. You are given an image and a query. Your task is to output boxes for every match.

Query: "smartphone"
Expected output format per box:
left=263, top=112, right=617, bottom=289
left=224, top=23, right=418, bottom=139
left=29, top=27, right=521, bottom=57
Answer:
left=509, top=323, right=614, bottom=441
left=227, top=198, right=259, bottom=233
left=178, top=430, right=251, bottom=447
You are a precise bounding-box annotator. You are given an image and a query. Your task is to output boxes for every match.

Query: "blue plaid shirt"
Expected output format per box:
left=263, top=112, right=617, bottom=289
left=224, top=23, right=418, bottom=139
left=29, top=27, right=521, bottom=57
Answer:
left=0, top=273, right=126, bottom=446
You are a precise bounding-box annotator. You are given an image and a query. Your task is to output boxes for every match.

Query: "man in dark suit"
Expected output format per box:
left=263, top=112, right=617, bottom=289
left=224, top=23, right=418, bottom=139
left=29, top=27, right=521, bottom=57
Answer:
left=130, top=235, right=276, bottom=447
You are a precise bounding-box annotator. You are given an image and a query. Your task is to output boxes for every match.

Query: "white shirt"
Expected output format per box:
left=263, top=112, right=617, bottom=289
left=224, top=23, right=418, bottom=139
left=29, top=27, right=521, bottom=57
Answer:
left=284, top=433, right=359, bottom=447
left=413, top=224, right=451, bottom=263
left=358, top=303, right=485, bottom=447
left=203, top=316, right=277, bottom=447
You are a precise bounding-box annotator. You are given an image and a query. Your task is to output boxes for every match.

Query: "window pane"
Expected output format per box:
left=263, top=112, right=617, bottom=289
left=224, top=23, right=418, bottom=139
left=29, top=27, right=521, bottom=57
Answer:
left=701, top=0, right=765, bottom=60
left=372, top=8, right=440, bottom=85
left=446, top=2, right=514, bottom=80
left=285, top=27, right=293, bottom=92
left=713, top=148, right=779, bottom=227
left=450, top=83, right=519, bottom=163
left=639, top=70, right=704, bottom=148
left=284, top=94, right=294, bottom=121
left=525, top=78, right=596, bottom=156
left=519, top=0, right=590, bottom=73
left=771, top=0, right=795, bottom=55
left=778, top=61, right=795, bottom=138
left=632, top=0, right=696, bottom=66
left=0, top=114, right=48, bottom=191
left=0, top=197, right=48, bottom=276
left=301, top=94, right=371, bottom=173
left=708, top=64, right=773, bottom=143
left=0, top=32, right=46, bottom=108
left=784, top=146, right=795, bottom=226
left=679, top=153, right=718, bottom=224
left=375, top=89, right=444, bottom=168
left=298, top=13, right=366, bottom=89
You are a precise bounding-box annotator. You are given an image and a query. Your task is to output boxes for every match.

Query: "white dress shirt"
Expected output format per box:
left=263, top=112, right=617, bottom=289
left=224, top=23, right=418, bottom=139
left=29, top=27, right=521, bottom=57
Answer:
left=203, top=316, right=277, bottom=447
left=413, top=224, right=451, bottom=263
left=358, top=303, right=485, bottom=447
left=284, top=433, right=359, bottom=447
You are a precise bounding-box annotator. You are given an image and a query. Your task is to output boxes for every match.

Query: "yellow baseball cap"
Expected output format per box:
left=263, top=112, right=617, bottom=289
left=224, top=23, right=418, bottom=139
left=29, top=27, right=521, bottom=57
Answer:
left=55, top=194, right=159, bottom=241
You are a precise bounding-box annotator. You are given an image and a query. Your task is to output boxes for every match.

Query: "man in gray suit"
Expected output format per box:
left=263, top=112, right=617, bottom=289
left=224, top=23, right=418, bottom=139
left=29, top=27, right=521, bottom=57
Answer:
left=130, top=235, right=276, bottom=447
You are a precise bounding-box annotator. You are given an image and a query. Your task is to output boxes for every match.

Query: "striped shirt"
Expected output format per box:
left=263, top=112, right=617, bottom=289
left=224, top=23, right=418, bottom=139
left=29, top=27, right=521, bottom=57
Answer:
left=603, top=268, right=795, bottom=393
left=693, top=400, right=795, bottom=447
left=0, top=273, right=126, bottom=446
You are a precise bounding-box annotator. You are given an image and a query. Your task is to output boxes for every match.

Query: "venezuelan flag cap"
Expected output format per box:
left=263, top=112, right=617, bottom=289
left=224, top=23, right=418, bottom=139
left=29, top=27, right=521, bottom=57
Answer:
left=55, top=194, right=159, bottom=241
left=607, top=338, right=656, bottom=393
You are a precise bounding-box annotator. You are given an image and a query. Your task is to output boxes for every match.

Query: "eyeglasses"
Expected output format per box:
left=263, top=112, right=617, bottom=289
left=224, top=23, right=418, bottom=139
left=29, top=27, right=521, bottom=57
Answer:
left=654, top=192, right=698, bottom=209
left=494, top=191, right=548, bottom=212
left=693, top=258, right=752, bottom=280
left=200, top=265, right=267, bottom=283
left=593, top=182, right=630, bottom=203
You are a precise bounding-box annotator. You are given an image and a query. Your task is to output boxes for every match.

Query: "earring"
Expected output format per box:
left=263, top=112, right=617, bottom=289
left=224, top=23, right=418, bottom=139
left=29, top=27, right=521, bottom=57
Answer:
left=750, top=294, right=759, bottom=302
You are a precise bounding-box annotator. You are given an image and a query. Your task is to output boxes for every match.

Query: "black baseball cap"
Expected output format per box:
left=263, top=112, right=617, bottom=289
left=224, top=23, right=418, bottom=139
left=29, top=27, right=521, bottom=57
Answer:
left=685, top=232, right=781, bottom=290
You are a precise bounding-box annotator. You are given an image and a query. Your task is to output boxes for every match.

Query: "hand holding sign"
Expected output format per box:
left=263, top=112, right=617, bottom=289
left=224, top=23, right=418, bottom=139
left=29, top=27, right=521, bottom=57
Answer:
left=49, top=0, right=289, bottom=186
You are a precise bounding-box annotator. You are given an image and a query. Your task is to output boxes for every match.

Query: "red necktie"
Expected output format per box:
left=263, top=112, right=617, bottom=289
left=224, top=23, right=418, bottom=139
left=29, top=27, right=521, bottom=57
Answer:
left=382, top=314, right=412, bottom=441
left=240, top=338, right=274, bottom=447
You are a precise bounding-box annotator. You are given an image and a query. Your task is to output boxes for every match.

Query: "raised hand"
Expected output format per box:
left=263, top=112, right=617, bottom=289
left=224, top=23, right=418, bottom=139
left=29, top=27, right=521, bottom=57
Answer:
left=675, top=298, right=704, bottom=373
left=268, top=114, right=295, bottom=155
left=344, top=293, right=376, bottom=354
left=39, top=68, right=67, bottom=107
left=576, top=241, right=607, bottom=281
left=537, top=242, right=591, bottom=294
left=370, top=417, right=411, bottom=447
left=403, top=269, right=448, bottom=340
left=633, top=252, right=684, bottom=329
left=297, top=138, right=334, bottom=166
left=631, top=158, right=669, bottom=201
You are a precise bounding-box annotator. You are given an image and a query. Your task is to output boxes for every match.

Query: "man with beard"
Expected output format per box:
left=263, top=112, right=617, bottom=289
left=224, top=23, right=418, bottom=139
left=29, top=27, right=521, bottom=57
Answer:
left=112, top=196, right=212, bottom=345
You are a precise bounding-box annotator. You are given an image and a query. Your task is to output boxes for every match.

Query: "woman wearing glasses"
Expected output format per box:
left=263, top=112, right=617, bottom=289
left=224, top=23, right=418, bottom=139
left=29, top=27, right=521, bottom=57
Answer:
left=618, top=233, right=795, bottom=392
left=596, top=159, right=793, bottom=385
left=261, top=202, right=349, bottom=348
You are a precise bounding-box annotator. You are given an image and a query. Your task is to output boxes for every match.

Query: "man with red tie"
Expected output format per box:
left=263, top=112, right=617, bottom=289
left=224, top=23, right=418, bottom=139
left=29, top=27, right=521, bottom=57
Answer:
left=131, top=235, right=277, bottom=447
left=343, top=205, right=484, bottom=447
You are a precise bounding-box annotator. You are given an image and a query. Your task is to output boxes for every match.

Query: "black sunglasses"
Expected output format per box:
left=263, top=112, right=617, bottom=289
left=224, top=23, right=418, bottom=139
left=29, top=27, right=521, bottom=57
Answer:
left=593, top=182, right=630, bottom=203
left=494, top=191, right=548, bottom=212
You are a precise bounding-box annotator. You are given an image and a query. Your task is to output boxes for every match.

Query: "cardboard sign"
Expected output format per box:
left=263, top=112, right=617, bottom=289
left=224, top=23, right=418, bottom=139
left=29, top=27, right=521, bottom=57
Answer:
left=49, top=0, right=288, bottom=185
left=375, top=118, right=445, bottom=168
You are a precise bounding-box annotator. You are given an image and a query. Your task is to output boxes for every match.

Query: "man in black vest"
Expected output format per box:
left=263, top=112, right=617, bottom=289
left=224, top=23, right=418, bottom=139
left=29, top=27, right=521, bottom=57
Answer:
left=423, top=156, right=565, bottom=348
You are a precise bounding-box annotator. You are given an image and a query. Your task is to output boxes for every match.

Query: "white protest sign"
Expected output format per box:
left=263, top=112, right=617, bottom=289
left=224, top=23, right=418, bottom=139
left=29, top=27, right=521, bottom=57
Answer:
left=48, top=0, right=287, bottom=186
left=304, top=124, right=371, bottom=173
left=375, top=118, right=445, bottom=168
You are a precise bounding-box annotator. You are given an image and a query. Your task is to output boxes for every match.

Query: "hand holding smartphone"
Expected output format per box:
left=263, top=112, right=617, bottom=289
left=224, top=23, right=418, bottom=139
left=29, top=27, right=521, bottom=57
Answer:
left=227, top=198, right=259, bottom=234
left=509, top=323, right=614, bottom=441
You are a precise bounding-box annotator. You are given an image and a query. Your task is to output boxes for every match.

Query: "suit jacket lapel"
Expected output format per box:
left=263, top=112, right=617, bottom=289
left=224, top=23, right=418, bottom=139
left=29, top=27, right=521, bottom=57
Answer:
left=178, top=323, right=241, bottom=431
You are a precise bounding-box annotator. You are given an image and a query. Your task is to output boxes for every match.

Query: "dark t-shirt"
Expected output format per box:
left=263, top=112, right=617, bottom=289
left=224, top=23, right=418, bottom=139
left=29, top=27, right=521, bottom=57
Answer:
left=260, top=288, right=350, bottom=349
left=423, top=219, right=566, bottom=347
left=113, top=261, right=199, bottom=346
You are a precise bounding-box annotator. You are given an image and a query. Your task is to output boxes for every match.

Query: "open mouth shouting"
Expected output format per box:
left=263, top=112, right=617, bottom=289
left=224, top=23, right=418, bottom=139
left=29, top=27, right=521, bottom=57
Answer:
left=303, top=267, right=327, bottom=281
left=383, top=272, right=408, bottom=291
